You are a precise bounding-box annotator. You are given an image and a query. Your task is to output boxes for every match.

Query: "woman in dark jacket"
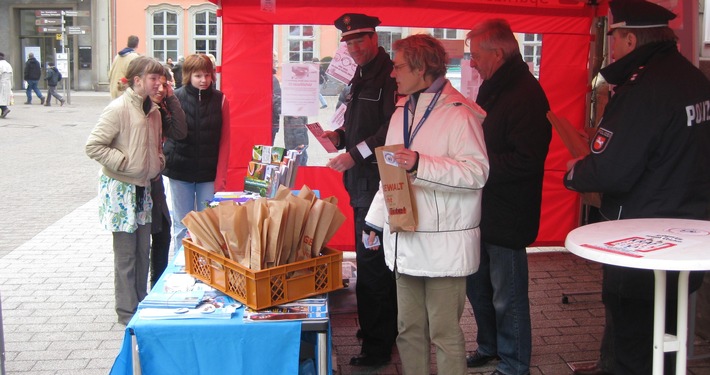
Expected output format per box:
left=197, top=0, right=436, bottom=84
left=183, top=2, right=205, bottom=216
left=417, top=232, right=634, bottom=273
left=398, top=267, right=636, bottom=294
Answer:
left=163, top=54, right=231, bottom=252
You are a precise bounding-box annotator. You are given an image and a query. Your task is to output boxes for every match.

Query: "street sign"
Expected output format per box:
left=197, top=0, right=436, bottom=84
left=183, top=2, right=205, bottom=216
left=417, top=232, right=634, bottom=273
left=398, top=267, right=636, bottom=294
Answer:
left=35, top=10, right=62, bottom=17
left=63, top=10, right=90, bottom=17
left=66, top=26, right=91, bottom=35
left=35, top=18, right=63, bottom=26
left=37, top=26, right=62, bottom=33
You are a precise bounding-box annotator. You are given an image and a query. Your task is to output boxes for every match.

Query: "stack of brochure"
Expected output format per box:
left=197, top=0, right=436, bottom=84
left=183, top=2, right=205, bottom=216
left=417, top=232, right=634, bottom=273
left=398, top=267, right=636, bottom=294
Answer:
left=138, top=303, right=241, bottom=320
left=243, top=295, right=328, bottom=322
left=138, top=290, right=205, bottom=309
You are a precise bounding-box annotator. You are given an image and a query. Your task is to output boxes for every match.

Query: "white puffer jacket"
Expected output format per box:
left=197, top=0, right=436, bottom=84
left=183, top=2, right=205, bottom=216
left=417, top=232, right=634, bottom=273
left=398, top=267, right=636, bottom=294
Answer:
left=365, top=79, right=489, bottom=277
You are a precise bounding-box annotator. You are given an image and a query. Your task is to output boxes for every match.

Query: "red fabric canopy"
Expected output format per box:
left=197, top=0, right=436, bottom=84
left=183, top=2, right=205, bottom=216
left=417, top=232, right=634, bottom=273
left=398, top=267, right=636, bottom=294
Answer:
left=213, top=0, right=609, bottom=249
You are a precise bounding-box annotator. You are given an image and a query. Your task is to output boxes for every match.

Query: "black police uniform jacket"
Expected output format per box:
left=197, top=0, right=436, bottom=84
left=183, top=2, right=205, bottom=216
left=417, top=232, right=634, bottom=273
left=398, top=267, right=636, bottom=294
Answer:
left=335, top=47, right=397, bottom=207
left=163, top=84, right=224, bottom=183
left=564, top=41, right=710, bottom=300
left=477, top=54, right=551, bottom=250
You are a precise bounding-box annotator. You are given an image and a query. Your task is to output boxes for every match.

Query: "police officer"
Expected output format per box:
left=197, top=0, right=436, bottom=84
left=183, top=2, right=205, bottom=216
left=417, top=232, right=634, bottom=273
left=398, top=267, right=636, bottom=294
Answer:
left=322, top=13, right=398, bottom=367
left=565, top=1, right=710, bottom=374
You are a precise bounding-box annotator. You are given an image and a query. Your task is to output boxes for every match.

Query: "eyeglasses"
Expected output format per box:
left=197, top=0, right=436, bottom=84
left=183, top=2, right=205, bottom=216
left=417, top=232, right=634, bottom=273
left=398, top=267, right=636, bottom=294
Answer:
left=393, top=63, right=409, bottom=72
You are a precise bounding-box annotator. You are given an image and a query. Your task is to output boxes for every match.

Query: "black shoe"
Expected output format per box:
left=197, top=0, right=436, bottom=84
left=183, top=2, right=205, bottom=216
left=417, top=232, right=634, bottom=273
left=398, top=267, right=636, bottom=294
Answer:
left=40, top=97, right=45, bottom=105
left=349, top=354, right=390, bottom=367
left=23, top=101, right=31, bottom=105
left=0, top=109, right=9, bottom=118
left=466, top=350, right=500, bottom=367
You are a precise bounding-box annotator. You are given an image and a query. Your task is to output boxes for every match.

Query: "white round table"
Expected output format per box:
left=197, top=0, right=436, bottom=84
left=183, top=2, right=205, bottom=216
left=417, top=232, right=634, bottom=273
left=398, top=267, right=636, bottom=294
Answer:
left=565, top=218, right=710, bottom=375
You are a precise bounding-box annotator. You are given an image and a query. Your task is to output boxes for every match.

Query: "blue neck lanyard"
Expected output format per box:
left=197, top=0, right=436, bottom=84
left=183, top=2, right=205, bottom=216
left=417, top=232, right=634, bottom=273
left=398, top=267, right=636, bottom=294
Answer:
left=403, top=89, right=442, bottom=149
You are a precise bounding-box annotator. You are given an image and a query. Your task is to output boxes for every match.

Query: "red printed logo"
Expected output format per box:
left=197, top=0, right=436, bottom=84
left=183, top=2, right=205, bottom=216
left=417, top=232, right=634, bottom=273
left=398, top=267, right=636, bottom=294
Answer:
left=592, top=128, right=613, bottom=154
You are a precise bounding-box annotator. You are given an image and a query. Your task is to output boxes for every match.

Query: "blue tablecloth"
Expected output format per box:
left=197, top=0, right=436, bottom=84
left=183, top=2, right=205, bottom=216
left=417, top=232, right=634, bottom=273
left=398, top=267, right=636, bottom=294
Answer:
left=110, top=250, right=304, bottom=375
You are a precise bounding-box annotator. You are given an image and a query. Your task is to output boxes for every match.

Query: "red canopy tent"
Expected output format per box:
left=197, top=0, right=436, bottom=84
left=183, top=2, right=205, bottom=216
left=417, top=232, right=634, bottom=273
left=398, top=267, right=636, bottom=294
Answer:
left=210, top=0, right=609, bottom=250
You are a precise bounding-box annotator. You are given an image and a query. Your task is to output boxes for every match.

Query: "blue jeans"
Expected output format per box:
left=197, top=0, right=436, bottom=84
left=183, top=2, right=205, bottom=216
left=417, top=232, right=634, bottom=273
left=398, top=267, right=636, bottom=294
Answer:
left=168, top=178, right=214, bottom=252
left=466, top=242, right=531, bottom=375
left=26, top=80, right=44, bottom=102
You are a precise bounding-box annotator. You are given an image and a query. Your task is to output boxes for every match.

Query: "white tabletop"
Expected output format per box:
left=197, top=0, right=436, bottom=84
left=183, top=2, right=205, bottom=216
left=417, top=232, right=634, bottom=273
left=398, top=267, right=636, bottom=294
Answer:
left=565, top=218, right=710, bottom=271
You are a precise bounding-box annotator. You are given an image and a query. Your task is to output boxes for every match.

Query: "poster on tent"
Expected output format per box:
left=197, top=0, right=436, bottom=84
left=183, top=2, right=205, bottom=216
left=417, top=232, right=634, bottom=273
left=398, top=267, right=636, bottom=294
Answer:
left=326, top=43, right=357, bottom=85
left=282, top=63, right=320, bottom=117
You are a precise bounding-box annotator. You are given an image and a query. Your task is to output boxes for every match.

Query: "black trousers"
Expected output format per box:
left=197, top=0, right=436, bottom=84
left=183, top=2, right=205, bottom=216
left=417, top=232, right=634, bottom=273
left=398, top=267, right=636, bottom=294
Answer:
left=149, top=213, right=171, bottom=288
left=605, top=291, right=678, bottom=375
left=353, top=206, right=398, bottom=357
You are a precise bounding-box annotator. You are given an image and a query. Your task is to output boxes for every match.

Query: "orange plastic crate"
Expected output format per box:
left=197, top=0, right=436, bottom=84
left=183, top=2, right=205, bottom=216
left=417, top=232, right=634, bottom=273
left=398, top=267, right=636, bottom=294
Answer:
left=183, top=239, right=343, bottom=310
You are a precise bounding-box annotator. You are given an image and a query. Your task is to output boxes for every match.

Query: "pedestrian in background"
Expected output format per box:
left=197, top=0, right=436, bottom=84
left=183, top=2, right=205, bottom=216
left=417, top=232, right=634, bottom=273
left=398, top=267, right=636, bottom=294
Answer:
left=85, top=56, right=165, bottom=325
left=44, top=61, right=65, bottom=107
left=148, top=65, right=187, bottom=288
left=172, top=56, right=184, bottom=89
left=0, top=52, right=13, bottom=119
left=465, top=18, right=552, bottom=375
left=163, top=54, right=231, bottom=252
left=109, top=35, right=140, bottom=99
left=365, top=33, right=489, bottom=375
left=24, top=52, right=45, bottom=105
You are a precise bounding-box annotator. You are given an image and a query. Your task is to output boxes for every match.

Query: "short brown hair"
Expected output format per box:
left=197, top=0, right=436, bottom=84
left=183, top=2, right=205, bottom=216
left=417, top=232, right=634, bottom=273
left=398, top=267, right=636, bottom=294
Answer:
left=124, top=56, right=164, bottom=88
left=182, top=54, right=214, bottom=86
left=392, top=34, right=449, bottom=80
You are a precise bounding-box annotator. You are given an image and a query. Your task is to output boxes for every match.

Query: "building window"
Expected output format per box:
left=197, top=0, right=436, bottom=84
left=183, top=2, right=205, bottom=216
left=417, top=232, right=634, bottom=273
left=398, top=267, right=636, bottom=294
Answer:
left=193, top=10, right=218, bottom=58
left=147, top=5, right=182, bottom=63
left=433, top=28, right=458, bottom=39
left=377, top=30, right=403, bottom=59
left=521, top=33, right=542, bottom=78
left=288, top=25, right=315, bottom=62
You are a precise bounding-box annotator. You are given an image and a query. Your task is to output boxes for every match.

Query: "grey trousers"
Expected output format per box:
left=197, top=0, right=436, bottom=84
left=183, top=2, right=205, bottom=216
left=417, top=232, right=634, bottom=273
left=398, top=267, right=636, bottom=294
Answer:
left=112, top=224, right=151, bottom=324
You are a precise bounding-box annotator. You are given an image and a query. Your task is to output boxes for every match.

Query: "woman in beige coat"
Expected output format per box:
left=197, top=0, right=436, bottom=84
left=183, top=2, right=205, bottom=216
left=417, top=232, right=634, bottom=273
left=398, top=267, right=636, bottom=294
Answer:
left=86, top=56, right=165, bottom=325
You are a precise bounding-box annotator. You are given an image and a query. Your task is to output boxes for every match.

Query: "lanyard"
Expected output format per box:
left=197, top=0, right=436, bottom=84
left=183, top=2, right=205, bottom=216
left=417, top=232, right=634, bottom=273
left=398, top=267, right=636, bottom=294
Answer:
left=403, top=89, right=442, bottom=149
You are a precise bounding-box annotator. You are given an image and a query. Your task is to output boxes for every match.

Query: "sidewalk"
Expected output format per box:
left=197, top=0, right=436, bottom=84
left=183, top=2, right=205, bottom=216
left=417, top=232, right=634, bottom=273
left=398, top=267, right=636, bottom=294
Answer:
left=0, top=90, right=709, bottom=374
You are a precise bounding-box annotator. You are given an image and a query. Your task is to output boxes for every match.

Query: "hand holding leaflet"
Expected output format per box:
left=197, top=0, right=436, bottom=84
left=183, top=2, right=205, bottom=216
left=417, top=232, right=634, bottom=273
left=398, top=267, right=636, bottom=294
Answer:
left=306, top=122, right=339, bottom=153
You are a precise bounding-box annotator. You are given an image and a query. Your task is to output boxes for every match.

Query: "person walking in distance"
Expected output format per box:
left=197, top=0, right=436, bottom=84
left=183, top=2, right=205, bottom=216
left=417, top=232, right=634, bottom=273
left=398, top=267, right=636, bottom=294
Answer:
left=44, top=61, right=65, bottom=107
left=321, top=13, right=398, bottom=368
left=0, top=52, right=13, bottom=119
left=465, top=19, right=552, bottom=375
left=109, top=35, right=141, bottom=99
left=24, top=52, right=45, bottom=105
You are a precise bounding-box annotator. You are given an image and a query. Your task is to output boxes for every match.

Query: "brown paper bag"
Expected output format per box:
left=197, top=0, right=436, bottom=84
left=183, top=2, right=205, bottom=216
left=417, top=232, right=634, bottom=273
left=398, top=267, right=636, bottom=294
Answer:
left=265, top=200, right=288, bottom=268
left=375, top=144, right=417, bottom=232
left=248, top=198, right=269, bottom=270
left=218, top=201, right=250, bottom=267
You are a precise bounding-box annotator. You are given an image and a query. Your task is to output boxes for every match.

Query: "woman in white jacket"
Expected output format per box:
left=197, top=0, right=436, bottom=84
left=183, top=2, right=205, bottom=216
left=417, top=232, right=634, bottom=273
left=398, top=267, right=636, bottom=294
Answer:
left=365, top=34, right=489, bottom=375
left=86, top=56, right=165, bottom=325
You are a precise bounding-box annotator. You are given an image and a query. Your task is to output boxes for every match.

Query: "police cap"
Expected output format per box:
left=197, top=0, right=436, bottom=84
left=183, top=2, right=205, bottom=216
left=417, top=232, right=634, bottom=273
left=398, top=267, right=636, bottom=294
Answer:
left=607, top=0, right=676, bottom=35
left=334, top=13, right=381, bottom=41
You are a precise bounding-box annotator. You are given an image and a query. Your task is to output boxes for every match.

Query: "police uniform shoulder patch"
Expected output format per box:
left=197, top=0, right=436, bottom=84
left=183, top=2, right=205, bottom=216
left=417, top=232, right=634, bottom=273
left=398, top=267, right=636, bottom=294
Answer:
left=592, top=127, right=613, bottom=154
